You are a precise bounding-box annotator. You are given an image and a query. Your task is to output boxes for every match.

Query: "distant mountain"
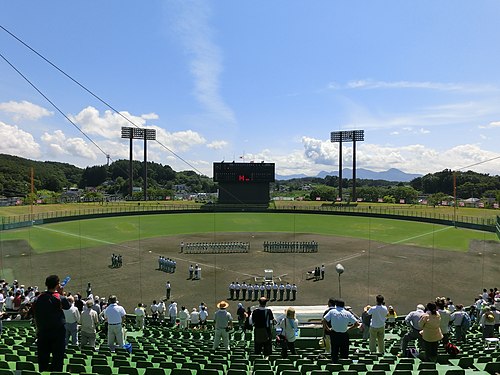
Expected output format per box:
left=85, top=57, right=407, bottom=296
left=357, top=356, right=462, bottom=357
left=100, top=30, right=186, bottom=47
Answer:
left=277, top=168, right=421, bottom=182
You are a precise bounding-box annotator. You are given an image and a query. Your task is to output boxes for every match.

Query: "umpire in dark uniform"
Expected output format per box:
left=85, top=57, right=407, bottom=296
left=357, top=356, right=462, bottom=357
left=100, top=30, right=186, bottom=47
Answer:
left=33, top=275, right=71, bottom=372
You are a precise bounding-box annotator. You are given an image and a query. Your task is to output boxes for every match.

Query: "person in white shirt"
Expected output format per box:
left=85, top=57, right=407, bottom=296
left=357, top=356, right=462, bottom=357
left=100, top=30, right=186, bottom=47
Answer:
left=63, top=295, right=81, bottom=346
left=212, top=301, right=233, bottom=351
left=80, top=299, right=99, bottom=348
left=178, top=306, right=190, bottom=329
left=103, top=295, right=126, bottom=352
left=368, top=294, right=388, bottom=354
left=150, top=300, right=159, bottom=321
left=190, top=308, right=200, bottom=329
left=168, top=301, right=178, bottom=324
left=134, top=303, right=146, bottom=330
left=199, top=305, right=209, bottom=330
left=157, top=300, right=165, bottom=321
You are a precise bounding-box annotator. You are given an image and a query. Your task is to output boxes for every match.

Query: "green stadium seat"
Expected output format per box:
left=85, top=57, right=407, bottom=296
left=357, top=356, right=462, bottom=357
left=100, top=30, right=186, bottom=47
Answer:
left=65, top=363, right=87, bottom=374
left=144, top=369, right=166, bottom=375
left=170, top=369, right=194, bottom=375
left=69, top=357, right=88, bottom=366
left=475, top=361, right=500, bottom=374
left=0, top=363, right=10, bottom=370
left=92, top=365, right=113, bottom=375
left=15, top=361, right=36, bottom=371
left=205, top=363, right=225, bottom=373
left=366, top=371, right=386, bottom=375
left=394, top=363, right=413, bottom=371
left=118, top=366, right=139, bottom=375
left=226, top=370, right=247, bottom=375
left=0, top=369, right=12, bottom=375
left=254, top=369, right=274, bottom=375
left=372, top=363, right=391, bottom=371
left=91, top=358, right=109, bottom=366
left=198, top=369, right=220, bottom=375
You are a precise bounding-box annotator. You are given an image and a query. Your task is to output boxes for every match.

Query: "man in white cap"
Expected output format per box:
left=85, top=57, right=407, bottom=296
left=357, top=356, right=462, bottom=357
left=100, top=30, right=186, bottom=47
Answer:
left=212, top=300, right=233, bottom=351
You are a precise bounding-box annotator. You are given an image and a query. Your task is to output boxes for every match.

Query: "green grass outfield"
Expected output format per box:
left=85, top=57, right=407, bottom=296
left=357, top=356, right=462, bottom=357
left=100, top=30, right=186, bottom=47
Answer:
left=0, top=213, right=496, bottom=253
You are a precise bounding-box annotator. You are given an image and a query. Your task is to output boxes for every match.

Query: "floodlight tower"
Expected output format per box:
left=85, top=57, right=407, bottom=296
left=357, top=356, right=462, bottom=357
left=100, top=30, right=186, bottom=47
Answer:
left=330, top=130, right=365, bottom=202
left=121, top=127, right=157, bottom=200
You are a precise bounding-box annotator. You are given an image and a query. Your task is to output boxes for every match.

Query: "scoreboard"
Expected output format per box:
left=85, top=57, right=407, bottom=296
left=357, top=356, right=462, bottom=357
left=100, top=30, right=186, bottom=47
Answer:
left=213, top=162, right=275, bottom=204
left=213, top=162, right=275, bottom=183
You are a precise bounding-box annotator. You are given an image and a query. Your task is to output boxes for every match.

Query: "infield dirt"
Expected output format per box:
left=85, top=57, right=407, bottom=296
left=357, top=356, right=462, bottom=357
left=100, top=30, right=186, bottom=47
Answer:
left=1, top=231, right=499, bottom=317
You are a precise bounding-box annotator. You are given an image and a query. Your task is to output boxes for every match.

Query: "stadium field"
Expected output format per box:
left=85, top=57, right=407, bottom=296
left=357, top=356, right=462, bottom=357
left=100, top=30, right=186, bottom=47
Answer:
left=0, top=212, right=498, bottom=316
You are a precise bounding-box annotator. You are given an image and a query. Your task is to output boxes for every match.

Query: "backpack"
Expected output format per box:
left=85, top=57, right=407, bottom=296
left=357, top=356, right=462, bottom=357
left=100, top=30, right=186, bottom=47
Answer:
left=445, top=342, right=460, bottom=356
left=461, top=312, right=471, bottom=331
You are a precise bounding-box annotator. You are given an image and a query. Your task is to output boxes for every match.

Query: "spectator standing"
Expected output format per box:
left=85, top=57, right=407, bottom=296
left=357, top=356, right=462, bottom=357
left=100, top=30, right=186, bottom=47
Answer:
left=386, top=306, right=397, bottom=328
left=419, top=302, right=443, bottom=363
left=212, top=301, right=233, bottom=351
left=80, top=299, right=99, bottom=349
left=33, top=275, right=71, bottom=372
left=361, top=305, right=372, bottom=340
left=450, top=304, right=469, bottom=343
left=237, top=303, right=246, bottom=330
left=368, top=294, right=388, bottom=354
left=436, top=297, right=451, bottom=346
left=168, top=301, right=178, bottom=325
left=277, top=307, right=299, bottom=358
left=400, top=304, right=425, bottom=355
left=134, top=303, right=146, bottom=330
left=479, top=307, right=496, bottom=339
left=323, top=299, right=359, bottom=363
left=63, top=295, right=81, bottom=346
left=178, top=306, right=190, bottom=329
left=199, top=305, right=208, bottom=330
left=190, top=308, right=200, bottom=329
left=250, top=297, right=275, bottom=357
left=103, top=295, right=126, bottom=352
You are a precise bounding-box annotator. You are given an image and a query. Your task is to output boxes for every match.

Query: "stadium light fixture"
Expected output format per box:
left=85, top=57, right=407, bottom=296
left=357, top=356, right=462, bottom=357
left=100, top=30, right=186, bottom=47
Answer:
left=330, top=130, right=365, bottom=202
left=121, top=127, right=157, bottom=200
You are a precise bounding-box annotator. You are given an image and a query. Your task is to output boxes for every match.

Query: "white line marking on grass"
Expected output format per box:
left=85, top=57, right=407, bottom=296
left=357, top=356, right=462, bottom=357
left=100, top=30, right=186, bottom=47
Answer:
left=377, top=226, right=453, bottom=249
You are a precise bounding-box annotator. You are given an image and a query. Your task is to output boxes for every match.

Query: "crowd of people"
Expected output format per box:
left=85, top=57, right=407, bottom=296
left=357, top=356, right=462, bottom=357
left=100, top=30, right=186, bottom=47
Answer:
left=1, top=274, right=499, bottom=369
left=228, top=281, right=298, bottom=301
left=263, top=241, right=318, bottom=253
left=321, top=288, right=500, bottom=364
left=181, top=241, right=250, bottom=254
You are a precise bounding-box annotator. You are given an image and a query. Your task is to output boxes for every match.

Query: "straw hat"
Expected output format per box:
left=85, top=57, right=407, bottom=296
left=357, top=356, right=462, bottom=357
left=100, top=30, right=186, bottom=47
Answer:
left=217, top=300, right=229, bottom=309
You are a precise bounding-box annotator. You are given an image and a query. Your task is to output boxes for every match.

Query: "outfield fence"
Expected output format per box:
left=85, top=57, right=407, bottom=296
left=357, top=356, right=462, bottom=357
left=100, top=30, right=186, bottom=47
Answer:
left=0, top=202, right=497, bottom=231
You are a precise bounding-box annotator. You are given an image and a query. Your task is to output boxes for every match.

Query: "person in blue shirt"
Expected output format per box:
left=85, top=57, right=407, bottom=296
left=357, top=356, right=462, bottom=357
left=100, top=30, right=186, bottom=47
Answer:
left=323, top=298, right=359, bottom=363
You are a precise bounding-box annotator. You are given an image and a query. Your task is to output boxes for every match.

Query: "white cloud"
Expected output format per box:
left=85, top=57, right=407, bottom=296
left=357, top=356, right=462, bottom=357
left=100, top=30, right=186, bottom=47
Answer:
left=41, top=130, right=97, bottom=160
left=206, top=140, right=228, bottom=150
left=479, top=121, right=500, bottom=129
left=292, top=137, right=500, bottom=176
left=0, top=121, right=41, bottom=157
left=69, top=106, right=153, bottom=139
left=0, top=100, right=53, bottom=121
left=328, top=79, right=497, bottom=93
left=168, top=0, right=235, bottom=124
left=153, top=127, right=206, bottom=152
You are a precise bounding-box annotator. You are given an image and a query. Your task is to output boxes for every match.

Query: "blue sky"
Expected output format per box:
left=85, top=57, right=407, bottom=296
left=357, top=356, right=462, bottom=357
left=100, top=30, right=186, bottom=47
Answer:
left=1, top=1, right=500, bottom=178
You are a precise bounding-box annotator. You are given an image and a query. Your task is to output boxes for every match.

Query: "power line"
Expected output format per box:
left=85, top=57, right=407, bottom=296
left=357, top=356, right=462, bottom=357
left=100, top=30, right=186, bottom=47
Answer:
left=0, top=23, right=206, bottom=178
left=0, top=51, right=110, bottom=159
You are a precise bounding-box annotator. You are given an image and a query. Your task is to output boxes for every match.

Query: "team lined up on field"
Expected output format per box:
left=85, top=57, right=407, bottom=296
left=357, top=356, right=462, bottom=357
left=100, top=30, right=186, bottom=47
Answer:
left=263, top=241, right=318, bottom=253
left=229, top=281, right=298, bottom=301
left=180, top=241, right=250, bottom=254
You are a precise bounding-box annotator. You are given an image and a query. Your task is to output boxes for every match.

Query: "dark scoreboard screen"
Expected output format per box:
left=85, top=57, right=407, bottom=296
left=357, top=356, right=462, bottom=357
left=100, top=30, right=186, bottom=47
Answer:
left=213, top=162, right=275, bottom=183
